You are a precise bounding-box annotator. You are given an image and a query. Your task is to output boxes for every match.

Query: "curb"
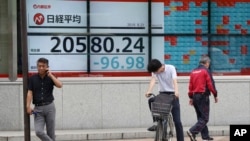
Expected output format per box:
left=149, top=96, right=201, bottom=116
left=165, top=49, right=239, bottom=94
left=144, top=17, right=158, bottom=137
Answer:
left=0, top=126, right=229, bottom=141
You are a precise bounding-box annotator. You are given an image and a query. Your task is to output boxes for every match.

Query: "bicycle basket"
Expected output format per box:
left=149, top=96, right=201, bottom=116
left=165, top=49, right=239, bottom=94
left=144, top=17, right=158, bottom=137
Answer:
left=151, top=102, right=172, bottom=117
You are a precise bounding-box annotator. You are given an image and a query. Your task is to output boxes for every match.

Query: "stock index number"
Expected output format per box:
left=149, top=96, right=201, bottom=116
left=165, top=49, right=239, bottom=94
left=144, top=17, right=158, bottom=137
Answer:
left=51, top=37, right=86, bottom=53
left=91, top=37, right=145, bottom=53
left=50, top=36, right=145, bottom=53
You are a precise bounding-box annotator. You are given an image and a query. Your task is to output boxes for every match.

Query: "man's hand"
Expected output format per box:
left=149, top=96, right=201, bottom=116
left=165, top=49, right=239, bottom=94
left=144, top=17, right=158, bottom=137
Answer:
left=26, top=107, right=33, bottom=115
left=189, top=99, right=193, bottom=106
left=145, top=93, right=152, bottom=98
left=214, top=97, right=218, bottom=103
left=174, top=92, right=179, bottom=98
left=46, top=69, right=52, bottom=77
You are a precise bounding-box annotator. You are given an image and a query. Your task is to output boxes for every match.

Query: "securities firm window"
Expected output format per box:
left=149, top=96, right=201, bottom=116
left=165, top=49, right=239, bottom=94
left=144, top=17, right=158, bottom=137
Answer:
left=3, top=0, right=250, bottom=79
left=24, top=0, right=152, bottom=77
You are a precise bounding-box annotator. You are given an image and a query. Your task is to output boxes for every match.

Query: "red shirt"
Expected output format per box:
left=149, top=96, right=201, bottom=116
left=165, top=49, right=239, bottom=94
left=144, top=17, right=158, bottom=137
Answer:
left=188, top=65, right=217, bottom=98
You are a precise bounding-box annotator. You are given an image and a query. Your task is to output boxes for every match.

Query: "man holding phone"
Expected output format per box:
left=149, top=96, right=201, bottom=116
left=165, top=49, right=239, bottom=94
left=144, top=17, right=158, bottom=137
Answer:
left=26, top=57, right=63, bottom=141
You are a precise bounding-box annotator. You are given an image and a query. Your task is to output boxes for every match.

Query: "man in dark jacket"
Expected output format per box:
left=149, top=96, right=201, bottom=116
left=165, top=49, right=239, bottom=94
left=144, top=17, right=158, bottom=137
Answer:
left=187, top=56, right=218, bottom=141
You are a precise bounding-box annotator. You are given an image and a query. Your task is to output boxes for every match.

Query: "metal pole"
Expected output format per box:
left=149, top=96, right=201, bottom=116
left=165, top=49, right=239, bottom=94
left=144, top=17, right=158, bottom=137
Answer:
left=148, top=0, right=152, bottom=61
left=20, top=0, right=31, bottom=140
left=8, top=0, right=18, bottom=81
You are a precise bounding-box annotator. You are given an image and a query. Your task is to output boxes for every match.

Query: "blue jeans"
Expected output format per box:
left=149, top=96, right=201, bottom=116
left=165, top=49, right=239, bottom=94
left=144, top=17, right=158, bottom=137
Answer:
left=149, top=96, right=184, bottom=141
left=189, top=94, right=210, bottom=139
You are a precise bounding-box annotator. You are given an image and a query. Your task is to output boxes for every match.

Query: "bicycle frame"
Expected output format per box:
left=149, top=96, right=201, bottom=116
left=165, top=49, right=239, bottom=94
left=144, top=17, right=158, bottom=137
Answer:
left=149, top=94, right=175, bottom=141
left=154, top=113, right=174, bottom=141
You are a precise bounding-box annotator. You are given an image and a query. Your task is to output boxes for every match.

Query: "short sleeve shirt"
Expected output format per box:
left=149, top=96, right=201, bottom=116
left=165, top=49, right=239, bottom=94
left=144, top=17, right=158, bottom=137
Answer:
left=152, top=64, right=177, bottom=92
left=28, top=74, right=55, bottom=104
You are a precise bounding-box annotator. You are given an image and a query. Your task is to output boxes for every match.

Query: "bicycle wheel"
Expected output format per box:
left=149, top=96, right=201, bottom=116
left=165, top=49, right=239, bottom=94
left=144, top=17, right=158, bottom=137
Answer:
left=155, top=120, right=163, bottom=141
left=166, top=114, right=174, bottom=141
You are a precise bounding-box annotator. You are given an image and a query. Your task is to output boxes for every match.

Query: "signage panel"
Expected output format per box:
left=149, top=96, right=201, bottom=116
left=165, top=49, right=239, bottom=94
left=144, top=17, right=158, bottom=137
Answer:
left=26, top=0, right=164, bottom=75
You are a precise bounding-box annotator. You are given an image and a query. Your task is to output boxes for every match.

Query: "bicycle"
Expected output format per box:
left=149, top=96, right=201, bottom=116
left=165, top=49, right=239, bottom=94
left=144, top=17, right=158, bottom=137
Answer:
left=149, top=93, right=175, bottom=141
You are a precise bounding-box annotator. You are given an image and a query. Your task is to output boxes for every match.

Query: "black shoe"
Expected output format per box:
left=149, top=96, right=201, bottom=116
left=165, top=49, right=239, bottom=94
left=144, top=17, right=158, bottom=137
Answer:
left=187, top=131, right=196, bottom=141
left=202, top=137, right=213, bottom=140
left=147, top=125, right=157, bottom=131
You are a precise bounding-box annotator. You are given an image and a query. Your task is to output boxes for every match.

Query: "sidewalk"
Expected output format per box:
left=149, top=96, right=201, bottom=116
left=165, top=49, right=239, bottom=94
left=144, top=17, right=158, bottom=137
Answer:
left=94, top=136, right=230, bottom=141
left=0, top=126, right=229, bottom=141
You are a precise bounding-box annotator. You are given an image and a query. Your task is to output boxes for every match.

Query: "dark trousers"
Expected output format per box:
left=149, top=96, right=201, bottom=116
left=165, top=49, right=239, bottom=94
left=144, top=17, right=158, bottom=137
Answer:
left=148, top=95, right=184, bottom=141
left=189, top=94, right=210, bottom=139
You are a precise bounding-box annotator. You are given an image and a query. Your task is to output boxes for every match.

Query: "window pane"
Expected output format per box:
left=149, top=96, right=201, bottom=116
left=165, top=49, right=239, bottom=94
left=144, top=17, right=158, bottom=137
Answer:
left=210, top=1, right=250, bottom=74
left=26, top=0, right=87, bottom=33
left=151, top=1, right=164, bottom=34
left=26, top=0, right=87, bottom=77
left=152, top=36, right=208, bottom=74
left=211, top=1, right=249, bottom=34
left=0, top=0, right=8, bottom=77
left=164, top=1, right=208, bottom=34
left=90, top=0, right=148, bottom=34
left=27, top=35, right=88, bottom=72
left=90, top=36, right=149, bottom=76
left=211, top=36, right=250, bottom=74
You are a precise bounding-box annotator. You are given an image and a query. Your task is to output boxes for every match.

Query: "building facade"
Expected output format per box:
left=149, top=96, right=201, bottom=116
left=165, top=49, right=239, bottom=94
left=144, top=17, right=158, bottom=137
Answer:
left=0, top=0, right=250, bottom=131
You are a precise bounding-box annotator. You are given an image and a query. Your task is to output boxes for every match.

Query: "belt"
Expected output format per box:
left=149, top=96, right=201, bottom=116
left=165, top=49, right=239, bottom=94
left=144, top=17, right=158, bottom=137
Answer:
left=160, top=91, right=174, bottom=95
left=193, top=92, right=205, bottom=95
left=34, top=102, right=52, bottom=107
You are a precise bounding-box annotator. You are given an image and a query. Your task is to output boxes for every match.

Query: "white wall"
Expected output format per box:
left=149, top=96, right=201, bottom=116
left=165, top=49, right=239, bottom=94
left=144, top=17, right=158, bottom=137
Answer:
left=0, top=76, right=250, bottom=131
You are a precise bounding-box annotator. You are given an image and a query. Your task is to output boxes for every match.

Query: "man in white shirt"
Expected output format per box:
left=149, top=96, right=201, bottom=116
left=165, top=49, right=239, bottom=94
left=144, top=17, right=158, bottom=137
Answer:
left=145, top=59, right=184, bottom=141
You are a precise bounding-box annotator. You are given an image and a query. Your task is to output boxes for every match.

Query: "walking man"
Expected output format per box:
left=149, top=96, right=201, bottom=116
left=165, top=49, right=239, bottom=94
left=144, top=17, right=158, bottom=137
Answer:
left=187, top=56, right=218, bottom=141
left=26, top=57, right=63, bottom=141
left=145, top=59, right=184, bottom=141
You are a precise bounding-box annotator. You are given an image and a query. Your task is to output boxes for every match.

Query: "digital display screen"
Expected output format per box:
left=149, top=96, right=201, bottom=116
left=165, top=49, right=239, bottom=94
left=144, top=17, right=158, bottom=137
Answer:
left=26, top=0, right=164, bottom=74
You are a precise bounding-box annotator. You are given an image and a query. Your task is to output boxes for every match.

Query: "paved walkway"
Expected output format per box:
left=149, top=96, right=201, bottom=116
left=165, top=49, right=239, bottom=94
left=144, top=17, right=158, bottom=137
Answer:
left=0, top=126, right=230, bottom=141
left=91, top=136, right=229, bottom=141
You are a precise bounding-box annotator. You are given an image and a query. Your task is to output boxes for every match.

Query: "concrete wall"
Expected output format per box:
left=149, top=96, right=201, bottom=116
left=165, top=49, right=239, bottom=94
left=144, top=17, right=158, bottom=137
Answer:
left=0, top=76, right=250, bottom=131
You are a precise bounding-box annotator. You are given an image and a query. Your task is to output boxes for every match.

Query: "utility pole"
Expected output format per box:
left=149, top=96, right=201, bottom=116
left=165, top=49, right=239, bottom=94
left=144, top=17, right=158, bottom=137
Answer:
left=20, top=0, right=30, bottom=140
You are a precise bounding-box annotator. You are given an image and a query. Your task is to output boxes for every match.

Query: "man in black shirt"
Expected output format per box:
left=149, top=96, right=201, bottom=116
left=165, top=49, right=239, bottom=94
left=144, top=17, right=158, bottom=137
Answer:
left=26, top=58, right=62, bottom=141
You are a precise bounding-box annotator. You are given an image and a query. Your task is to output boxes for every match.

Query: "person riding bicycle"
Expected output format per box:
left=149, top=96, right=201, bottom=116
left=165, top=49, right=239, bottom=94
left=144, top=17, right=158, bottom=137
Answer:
left=145, top=59, right=184, bottom=141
